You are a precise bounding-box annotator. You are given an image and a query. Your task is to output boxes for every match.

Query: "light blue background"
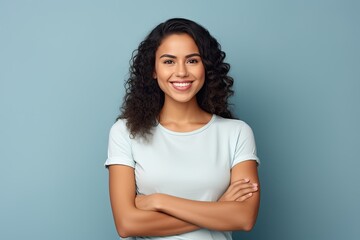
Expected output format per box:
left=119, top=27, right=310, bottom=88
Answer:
left=1, top=0, right=359, bottom=239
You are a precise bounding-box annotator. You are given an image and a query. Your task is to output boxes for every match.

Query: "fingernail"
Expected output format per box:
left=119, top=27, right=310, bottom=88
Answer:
left=252, top=183, right=258, bottom=186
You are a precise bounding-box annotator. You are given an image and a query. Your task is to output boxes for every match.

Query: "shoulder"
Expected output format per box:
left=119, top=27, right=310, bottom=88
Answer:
left=109, top=118, right=132, bottom=139
left=111, top=118, right=128, bottom=131
left=212, top=115, right=256, bottom=142
left=213, top=115, right=253, bottom=132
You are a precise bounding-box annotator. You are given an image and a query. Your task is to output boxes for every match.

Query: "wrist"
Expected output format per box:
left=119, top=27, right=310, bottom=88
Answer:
left=153, top=193, right=166, bottom=211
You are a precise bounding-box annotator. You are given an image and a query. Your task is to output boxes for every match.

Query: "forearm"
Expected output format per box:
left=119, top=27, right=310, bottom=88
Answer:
left=108, top=165, right=200, bottom=238
left=155, top=194, right=259, bottom=231
left=115, top=207, right=199, bottom=237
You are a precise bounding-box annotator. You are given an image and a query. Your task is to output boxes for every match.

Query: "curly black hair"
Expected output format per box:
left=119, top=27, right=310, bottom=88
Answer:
left=118, top=18, right=235, bottom=138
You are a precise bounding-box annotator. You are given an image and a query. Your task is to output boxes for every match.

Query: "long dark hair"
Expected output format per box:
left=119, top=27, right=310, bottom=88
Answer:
left=119, top=18, right=234, bottom=138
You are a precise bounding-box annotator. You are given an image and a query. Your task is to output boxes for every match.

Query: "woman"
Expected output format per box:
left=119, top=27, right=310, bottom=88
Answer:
left=105, top=18, right=260, bottom=239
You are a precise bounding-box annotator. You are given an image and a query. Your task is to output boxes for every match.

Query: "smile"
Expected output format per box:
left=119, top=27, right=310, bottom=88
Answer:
left=170, top=81, right=193, bottom=91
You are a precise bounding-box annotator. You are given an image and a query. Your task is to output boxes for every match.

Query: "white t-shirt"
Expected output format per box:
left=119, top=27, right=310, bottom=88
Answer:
left=105, top=114, right=260, bottom=240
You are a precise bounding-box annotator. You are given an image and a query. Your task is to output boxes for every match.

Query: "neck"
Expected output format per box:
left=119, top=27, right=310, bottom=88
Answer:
left=159, top=98, right=207, bottom=123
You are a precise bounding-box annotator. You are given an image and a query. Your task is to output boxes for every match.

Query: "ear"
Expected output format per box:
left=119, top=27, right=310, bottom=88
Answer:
left=153, top=72, right=157, bottom=79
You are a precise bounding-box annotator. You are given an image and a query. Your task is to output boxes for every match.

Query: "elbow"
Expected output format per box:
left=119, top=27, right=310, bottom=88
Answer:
left=241, top=220, right=256, bottom=232
left=237, top=204, right=259, bottom=232
left=113, top=208, right=145, bottom=238
left=115, top=218, right=137, bottom=238
left=116, top=223, right=131, bottom=238
left=221, top=218, right=256, bottom=232
left=117, top=229, right=130, bottom=239
left=220, top=215, right=257, bottom=232
left=116, top=223, right=136, bottom=238
left=237, top=214, right=257, bottom=232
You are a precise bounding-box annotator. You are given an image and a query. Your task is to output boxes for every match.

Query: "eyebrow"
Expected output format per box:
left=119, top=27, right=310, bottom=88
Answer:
left=159, top=53, right=201, bottom=59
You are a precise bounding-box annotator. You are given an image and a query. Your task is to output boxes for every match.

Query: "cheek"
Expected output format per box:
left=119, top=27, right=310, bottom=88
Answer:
left=196, top=68, right=206, bottom=82
left=156, top=78, right=169, bottom=93
left=155, top=65, right=172, bottom=80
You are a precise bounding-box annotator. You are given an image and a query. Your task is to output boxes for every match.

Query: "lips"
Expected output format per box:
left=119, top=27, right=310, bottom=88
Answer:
left=170, top=81, right=193, bottom=91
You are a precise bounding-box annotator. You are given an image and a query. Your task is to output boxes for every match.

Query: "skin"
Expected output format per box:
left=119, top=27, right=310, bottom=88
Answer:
left=154, top=33, right=210, bottom=131
left=108, top=33, right=260, bottom=238
left=154, top=34, right=205, bottom=105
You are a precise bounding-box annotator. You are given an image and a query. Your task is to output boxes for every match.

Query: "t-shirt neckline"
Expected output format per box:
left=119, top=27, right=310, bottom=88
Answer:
left=157, top=114, right=216, bottom=136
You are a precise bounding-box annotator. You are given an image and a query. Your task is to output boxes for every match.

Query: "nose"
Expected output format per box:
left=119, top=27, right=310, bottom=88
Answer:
left=175, top=62, right=189, bottom=78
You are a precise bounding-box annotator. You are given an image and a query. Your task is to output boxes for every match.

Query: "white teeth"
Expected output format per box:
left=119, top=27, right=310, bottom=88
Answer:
left=172, top=82, right=191, bottom=87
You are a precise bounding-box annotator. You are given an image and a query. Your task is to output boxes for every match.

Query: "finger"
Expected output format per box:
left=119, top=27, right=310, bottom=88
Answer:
left=225, top=185, right=253, bottom=199
left=236, top=192, right=253, bottom=202
left=228, top=183, right=258, bottom=194
left=227, top=181, right=251, bottom=192
left=237, top=186, right=258, bottom=196
left=222, top=184, right=258, bottom=201
left=223, top=181, right=258, bottom=200
left=227, top=179, right=250, bottom=189
left=229, top=179, right=256, bottom=188
left=234, top=182, right=258, bottom=190
left=233, top=186, right=258, bottom=199
left=231, top=178, right=250, bottom=185
left=238, top=184, right=258, bottom=193
left=236, top=187, right=259, bottom=201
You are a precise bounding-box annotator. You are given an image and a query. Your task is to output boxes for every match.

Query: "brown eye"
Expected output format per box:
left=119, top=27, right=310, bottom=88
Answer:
left=163, top=59, right=174, bottom=64
left=187, top=58, right=199, bottom=64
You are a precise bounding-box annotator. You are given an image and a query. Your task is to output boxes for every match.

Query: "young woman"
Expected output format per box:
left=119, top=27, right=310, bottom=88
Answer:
left=105, top=18, right=260, bottom=240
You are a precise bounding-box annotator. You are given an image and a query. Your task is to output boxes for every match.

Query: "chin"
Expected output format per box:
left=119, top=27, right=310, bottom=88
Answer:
left=167, top=94, right=197, bottom=104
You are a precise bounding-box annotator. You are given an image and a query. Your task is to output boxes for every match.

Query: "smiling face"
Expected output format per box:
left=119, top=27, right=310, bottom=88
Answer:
left=154, top=33, right=205, bottom=105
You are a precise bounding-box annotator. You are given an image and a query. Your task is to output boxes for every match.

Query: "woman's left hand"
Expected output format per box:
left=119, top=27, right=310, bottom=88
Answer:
left=135, top=194, right=161, bottom=211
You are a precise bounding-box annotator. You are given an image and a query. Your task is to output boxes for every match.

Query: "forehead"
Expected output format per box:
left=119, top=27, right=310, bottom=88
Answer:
left=156, top=34, right=200, bottom=55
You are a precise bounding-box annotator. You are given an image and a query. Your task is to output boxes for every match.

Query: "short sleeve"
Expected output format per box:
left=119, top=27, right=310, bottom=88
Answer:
left=104, top=120, right=135, bottom=168
left=232, top=122, right=260, bottom=168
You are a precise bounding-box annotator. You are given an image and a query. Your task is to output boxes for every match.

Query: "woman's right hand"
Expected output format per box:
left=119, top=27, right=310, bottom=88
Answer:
left=218, top=179, right=258, bottom=202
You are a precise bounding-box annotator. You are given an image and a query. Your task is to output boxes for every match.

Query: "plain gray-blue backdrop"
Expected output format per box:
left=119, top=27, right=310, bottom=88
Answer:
left=1, top=0, right=359, bottom=239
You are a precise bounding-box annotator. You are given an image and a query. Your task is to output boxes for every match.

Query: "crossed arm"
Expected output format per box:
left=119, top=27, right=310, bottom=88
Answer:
left=108, top=160, right=260, bottom=238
